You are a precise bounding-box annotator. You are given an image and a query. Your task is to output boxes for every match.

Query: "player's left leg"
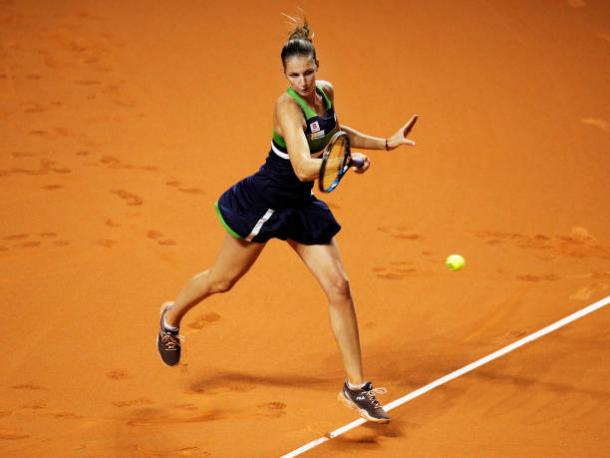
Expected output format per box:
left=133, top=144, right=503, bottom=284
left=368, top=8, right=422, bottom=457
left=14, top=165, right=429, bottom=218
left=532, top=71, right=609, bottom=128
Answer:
left=288, top=238, right=389, bottom=422
left=288, top=238, right=363, bottom=383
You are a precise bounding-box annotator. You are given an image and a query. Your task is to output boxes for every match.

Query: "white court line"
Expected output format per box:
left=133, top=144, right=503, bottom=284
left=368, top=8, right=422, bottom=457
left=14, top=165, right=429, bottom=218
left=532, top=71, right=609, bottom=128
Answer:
left=281, top=295, right=610, bottom=457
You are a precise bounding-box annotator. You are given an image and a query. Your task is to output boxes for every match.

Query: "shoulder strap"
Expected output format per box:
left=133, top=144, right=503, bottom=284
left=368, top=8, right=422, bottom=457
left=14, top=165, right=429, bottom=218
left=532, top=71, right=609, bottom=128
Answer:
left=316, top=84, right=332, bottom=111
left=287, top=87, right=317, bottom=119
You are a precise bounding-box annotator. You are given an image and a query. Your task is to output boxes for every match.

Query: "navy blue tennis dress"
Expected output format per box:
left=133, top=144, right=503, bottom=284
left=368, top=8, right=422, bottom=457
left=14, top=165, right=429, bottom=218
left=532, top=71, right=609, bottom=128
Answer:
left=215, top=83, right=340, bottom=245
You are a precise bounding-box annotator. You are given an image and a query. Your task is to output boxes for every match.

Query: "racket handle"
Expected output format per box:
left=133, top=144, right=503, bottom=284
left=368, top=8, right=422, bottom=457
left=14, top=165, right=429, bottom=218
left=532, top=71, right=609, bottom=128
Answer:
left=351, top=157, right=365, bottom=168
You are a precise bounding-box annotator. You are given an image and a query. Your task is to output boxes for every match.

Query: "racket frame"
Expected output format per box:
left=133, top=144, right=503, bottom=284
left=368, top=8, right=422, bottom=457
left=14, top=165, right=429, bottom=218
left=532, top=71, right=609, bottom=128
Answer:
left=318, top=130, right=354, bottom=193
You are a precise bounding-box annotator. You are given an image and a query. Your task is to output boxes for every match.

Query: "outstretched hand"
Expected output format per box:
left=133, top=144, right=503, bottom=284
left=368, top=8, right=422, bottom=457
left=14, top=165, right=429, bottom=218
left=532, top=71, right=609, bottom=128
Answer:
left=387, top=114, right=418, bottom=150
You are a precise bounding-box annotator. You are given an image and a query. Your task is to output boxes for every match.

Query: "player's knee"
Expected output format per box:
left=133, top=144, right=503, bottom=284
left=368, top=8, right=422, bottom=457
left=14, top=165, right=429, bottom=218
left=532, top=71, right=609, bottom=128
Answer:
left=209, top=277, right=236, bottom=294
left=327, top=275, right=351, bottom=302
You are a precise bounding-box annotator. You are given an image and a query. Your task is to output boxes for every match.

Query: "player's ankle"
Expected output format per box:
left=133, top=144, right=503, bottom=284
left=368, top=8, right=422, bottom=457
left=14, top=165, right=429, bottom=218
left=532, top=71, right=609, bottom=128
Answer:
left=163, top=305, right=180, bottom=331
left=347, top=379, right=366, bottom=390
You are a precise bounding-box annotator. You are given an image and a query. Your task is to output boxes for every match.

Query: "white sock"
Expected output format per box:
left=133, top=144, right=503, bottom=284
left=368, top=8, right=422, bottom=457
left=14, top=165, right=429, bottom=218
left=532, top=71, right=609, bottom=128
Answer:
left=163, top=310, right=179, bottom=332
left=347, top=380, right=367, bottom=390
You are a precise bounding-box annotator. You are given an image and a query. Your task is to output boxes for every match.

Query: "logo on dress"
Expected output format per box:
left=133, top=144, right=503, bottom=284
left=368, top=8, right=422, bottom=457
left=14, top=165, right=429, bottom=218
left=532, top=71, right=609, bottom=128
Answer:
left=311, top=130, right=325, bottom=140
left=311, top=121, right=321, bottom=133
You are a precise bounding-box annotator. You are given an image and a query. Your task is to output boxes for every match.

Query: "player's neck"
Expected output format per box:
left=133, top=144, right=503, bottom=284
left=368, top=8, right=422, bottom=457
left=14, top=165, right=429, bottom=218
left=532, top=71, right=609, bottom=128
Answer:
left=302, top=88, right=322, bottom=110
left=302, top=91, right=316, bottom=106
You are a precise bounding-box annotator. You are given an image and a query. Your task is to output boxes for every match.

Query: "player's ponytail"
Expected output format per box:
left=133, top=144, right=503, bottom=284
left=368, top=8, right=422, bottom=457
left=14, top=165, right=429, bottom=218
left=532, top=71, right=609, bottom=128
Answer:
left=281, top=14, right=317, bottom=68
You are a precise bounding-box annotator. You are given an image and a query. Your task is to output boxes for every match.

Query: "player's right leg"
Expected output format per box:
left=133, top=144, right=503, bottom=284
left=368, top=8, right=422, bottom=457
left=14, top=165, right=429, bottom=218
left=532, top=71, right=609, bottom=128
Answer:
left=168, top=234, right=265, bottom=325
left=157, top=234, right=265, bottom=366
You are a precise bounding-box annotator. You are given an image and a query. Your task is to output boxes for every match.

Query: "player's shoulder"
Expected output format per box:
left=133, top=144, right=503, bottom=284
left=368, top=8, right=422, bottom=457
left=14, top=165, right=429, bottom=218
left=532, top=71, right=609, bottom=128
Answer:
left=275, top=91, right=302, bottom=121
left=276, top=91, right=300, bottom=111
left=316, top=80, right=334, bottom=100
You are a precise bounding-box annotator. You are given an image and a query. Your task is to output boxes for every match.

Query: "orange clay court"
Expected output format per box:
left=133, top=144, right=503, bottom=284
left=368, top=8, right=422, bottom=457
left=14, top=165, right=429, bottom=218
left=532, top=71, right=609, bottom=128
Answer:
left=2, top=0, right=610, bottom=456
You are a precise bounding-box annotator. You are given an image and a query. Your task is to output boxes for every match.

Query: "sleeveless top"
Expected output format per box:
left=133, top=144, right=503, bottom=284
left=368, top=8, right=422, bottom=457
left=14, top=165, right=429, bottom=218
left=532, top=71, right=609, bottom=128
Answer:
left=270, top=84, right=339, bottom=158
left=252, top=83, right=339, bottom=209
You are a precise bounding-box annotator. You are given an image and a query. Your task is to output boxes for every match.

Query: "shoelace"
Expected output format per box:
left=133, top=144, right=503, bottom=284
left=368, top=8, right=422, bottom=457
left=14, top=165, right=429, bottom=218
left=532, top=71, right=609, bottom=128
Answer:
left=365, top=387, right=387, bottom=408
left=160, top=331, right=184, bottom=350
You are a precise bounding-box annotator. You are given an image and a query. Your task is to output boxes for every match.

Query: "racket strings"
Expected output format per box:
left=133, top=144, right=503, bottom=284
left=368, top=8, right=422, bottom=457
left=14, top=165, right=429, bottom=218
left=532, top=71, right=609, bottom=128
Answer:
left=321, top=142, right=346, bottom=190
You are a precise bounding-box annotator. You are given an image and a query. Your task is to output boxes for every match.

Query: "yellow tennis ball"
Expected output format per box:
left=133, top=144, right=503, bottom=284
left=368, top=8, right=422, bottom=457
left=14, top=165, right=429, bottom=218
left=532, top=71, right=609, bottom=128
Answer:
left=446, top=254, right=465, bottom=271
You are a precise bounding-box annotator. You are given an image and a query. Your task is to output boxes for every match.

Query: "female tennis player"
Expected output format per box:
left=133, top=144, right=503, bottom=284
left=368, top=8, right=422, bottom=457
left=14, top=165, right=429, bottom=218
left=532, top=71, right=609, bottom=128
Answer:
left=157, top=18, right=417, bottom=423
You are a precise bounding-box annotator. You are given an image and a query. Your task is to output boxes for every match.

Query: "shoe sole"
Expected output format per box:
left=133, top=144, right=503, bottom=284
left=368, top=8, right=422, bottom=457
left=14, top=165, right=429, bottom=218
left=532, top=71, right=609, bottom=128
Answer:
left=157, top=302, right=179, bottom=367
left=337, top=391, right=390, bottom=424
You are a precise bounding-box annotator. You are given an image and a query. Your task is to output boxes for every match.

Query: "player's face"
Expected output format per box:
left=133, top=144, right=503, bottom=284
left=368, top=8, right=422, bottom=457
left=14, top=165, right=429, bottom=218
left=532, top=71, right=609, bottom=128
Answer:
left=284, top=55, right=318, bottom=98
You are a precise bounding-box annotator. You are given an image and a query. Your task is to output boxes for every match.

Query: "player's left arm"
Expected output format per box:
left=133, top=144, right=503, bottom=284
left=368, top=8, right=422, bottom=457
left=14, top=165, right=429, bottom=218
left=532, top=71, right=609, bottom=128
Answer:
left=342, top=118, right=418, bottom=151
left=321, top=80, right=418, bottom=151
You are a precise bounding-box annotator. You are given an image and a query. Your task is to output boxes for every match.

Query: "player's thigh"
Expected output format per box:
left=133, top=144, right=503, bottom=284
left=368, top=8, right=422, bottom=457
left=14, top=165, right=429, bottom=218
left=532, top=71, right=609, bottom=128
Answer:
left=208, top=234, right=265, bottom=283
left=288, top=238, right=349, bottom=294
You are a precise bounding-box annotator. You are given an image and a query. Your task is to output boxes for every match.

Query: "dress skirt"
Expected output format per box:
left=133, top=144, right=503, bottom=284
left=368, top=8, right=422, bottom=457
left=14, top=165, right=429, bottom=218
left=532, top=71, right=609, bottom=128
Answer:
left=215, top=151, right=341, bottom=245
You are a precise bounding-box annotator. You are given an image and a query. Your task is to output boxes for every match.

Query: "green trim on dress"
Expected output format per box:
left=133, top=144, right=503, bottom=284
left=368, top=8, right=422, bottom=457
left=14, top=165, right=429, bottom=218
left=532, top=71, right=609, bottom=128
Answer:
left=273, top=84, right=335, bottom=152
left=214, top=201, right=243, bottom=240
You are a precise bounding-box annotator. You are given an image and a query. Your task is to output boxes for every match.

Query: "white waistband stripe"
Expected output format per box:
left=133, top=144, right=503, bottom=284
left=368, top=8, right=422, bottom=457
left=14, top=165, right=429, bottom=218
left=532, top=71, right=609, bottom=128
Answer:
left=245, top=208, right=275, bottom=242
left=271, top=142, right=290, bottom=159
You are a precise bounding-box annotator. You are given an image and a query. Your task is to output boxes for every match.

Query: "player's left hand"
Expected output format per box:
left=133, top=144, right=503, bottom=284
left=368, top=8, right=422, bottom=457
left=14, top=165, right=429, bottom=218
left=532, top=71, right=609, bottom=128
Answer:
left=387, top=114, right=418, bottom=150
left=351, top=152, right=370, bottom=174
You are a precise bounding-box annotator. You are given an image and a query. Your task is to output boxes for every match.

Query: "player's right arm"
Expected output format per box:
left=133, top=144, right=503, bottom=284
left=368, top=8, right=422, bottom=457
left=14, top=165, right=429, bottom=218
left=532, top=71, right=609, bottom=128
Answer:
left=275, top=96, right=322, bottom=182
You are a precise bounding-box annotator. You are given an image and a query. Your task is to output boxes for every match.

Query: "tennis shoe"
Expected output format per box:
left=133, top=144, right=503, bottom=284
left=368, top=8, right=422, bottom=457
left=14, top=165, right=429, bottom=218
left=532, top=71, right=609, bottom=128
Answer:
left=157, top=302, right=182, bottom=366
left=338, top=380, right=390, bottom=423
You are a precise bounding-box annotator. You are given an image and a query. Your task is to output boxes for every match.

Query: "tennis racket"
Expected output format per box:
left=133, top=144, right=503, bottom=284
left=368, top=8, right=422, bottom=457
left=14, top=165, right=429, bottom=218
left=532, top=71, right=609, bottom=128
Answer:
left=318, top=130, right=364, bottom=193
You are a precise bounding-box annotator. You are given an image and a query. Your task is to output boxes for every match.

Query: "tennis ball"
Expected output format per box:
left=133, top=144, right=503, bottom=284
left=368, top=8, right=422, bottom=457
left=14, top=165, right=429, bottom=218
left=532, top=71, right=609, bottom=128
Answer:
left=446, top=254, right=465, bottom=271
